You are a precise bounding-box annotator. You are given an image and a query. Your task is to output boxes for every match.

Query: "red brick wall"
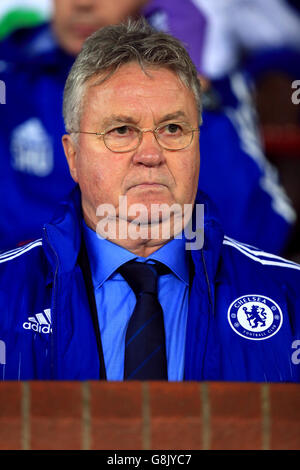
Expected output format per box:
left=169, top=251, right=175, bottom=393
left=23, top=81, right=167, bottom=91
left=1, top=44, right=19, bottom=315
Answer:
left=0, top=382, right=299, bottom=450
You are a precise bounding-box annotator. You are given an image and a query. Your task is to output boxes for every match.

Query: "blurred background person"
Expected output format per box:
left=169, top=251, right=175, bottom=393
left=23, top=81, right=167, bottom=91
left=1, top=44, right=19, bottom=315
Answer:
left=192, top=0, right=300, bottom=260
left=0, top=0, right=297, bottom=258
left=191, top=0, right=300, bottom=79
left=0, top=0, right=149, bottom=251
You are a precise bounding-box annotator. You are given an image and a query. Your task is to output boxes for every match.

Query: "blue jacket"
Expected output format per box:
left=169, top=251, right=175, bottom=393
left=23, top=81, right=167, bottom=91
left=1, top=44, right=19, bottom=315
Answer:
left=0, top=23, right=296, bottom=253
left=0, top=187, right=299, bottom=382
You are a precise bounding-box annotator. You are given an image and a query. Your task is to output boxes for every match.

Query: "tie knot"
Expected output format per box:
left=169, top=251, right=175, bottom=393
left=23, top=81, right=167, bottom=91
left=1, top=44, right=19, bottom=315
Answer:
left=119, top=261, right=161, bottom=297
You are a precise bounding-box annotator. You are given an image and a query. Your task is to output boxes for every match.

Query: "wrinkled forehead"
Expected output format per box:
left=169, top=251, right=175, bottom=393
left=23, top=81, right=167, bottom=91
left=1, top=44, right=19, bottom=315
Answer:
left=80, top=63, right=198, bottom=126
left=86, top=62, right=184, bottom=91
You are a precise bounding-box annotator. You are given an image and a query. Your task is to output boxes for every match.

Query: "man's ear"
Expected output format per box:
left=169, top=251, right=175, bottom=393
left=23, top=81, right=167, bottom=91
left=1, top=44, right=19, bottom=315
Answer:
left=62, top=134, right=78, bottom=182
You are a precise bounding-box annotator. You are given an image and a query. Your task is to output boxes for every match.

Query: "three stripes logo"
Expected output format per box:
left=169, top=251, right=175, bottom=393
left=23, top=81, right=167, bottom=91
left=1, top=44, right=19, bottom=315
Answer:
left=23, top=309, right=52, bottom=334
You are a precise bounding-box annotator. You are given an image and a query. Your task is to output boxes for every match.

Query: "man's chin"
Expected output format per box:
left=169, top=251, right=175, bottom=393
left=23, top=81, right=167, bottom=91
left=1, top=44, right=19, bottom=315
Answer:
left=118, top=201, right=182, bottom=224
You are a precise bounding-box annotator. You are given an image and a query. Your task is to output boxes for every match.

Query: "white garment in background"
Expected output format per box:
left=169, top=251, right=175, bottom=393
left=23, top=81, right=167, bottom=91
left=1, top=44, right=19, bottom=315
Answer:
left=192, top=0, right=300, bottom=78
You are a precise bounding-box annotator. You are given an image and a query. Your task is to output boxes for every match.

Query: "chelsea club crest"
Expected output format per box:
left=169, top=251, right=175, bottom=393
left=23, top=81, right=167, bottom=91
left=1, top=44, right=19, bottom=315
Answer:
left=227, top=295, right=283, bottom=340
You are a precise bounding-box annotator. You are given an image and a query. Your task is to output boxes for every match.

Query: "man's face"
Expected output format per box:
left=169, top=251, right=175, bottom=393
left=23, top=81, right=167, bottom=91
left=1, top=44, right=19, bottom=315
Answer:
left=63, top=63, right=200, bottom=232
left=52, top=0, right=147, bottom=56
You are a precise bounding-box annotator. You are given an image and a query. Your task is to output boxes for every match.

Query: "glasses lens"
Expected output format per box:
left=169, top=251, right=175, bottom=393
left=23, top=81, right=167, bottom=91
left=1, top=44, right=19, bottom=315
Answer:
left=104, top=125, right=140, bottom=152
left=156, top=123, right=193, bottom=150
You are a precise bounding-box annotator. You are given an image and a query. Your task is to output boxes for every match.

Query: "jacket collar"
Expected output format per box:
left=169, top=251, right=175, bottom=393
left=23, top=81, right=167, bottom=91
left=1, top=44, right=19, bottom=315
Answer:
left=43, top=186, right=83, bottom=276
left=190, top=188, right=224, bottom=307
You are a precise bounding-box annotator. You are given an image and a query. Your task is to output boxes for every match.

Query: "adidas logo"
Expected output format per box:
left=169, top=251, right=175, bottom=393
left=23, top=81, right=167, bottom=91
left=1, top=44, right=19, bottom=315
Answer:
left=23, top=308, right=52, bottom=334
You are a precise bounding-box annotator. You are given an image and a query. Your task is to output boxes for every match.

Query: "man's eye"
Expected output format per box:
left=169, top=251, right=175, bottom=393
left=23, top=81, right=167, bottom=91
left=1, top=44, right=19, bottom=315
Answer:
left=161, top=123, right=183, bottom=135
left=109, top=125, right=131, bottom=136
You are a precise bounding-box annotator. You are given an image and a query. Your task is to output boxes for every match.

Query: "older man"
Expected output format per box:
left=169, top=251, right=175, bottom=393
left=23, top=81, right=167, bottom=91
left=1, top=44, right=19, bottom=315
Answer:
left=0, top=20, right=300, bottom=381
left=0, top=0, right=295, bottom=254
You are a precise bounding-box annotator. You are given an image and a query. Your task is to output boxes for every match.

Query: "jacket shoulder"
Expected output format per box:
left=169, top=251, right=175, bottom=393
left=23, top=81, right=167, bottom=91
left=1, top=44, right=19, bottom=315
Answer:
left=0, top=23, right=45, bottom=48
left=0, top=238, right=44, bottom=270
left=222, top=235, right=300, bottom=280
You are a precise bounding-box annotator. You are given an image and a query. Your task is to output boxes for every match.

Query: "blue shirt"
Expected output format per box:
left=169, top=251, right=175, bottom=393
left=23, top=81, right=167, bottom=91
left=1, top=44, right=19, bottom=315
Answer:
left=83, top=223, right=190, bottom=381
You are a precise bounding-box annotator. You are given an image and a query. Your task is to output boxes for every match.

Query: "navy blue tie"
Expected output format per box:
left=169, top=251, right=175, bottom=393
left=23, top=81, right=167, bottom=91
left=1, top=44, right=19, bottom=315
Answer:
left=119, top=261, right=168, bottom=380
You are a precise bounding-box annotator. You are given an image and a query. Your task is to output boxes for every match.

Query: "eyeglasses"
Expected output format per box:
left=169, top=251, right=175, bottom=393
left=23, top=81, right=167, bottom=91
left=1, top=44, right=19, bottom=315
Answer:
left=69, top=122, right=200, bottom=153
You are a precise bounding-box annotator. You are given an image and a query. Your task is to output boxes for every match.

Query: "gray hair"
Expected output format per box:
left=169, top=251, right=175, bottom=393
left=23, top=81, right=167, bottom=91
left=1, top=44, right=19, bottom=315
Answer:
left=63, top=18, right=202, bottom=133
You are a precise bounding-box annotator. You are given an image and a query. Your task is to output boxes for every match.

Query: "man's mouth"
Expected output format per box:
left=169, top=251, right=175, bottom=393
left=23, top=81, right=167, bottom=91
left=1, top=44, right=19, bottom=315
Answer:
left=71, top=23, right=99, bottom=38
left=128, top=182, right=167, bottom=190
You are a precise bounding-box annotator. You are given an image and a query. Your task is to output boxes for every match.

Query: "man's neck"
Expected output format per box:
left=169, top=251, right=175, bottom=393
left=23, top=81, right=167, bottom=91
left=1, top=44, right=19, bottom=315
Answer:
left=84, top=214, right=181, bottom=258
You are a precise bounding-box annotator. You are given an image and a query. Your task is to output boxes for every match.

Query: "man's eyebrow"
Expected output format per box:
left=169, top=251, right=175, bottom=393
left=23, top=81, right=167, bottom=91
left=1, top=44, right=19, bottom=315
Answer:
left=101, top=115, right=139, bottom=128
left=157, top=111, right=189, bottom=123
left=100, top=111, right=189, bottom=129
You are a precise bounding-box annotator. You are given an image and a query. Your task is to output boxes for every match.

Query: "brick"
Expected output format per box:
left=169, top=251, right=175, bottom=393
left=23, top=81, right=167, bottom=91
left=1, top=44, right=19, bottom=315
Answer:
left=90, top=382, right=143, bottom=450
left=150, top=382, right=202, bottom=450
left=270, top=384, right=300, bottom=450
left=0, top=382, right=22, bottom=450
left=30, top=382, right=82, bottom=450
left=209, top=382, right=262, bottom=450
left=1, top=381, right=299, bottom=452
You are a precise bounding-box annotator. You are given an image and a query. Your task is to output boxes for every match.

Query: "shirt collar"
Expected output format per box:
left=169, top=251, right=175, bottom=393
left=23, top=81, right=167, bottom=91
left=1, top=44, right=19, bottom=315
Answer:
left=146, top=236, right=189, bottom=286
left=83, top=222, right=190, bottom=288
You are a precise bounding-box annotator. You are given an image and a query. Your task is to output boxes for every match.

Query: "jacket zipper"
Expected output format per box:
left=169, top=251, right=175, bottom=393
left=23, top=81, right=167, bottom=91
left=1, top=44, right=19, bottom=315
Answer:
left=43, top=227, right=59, bottom=379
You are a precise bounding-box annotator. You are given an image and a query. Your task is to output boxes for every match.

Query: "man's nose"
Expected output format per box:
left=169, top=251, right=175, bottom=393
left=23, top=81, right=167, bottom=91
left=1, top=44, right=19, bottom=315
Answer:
left=132, top=129, right=165, bottom=166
